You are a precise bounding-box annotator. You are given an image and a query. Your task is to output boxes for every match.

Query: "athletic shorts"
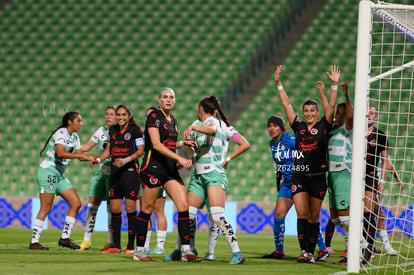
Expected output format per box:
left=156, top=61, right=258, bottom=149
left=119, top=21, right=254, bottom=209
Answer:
left=188, top=170, right=227, bottom=202
left=278, top=182, right=292, bottom=199
left=291, top=173, right=327, bottom=200
left=88, top=170, right=110, bottom=200
left=328, top=170, right=351, bottom=210
left=109, top=168, right=140, bottom=200
left=140, top=165, right=182, bottom=188
left=365, top=174, right=378, bottom=193
left=37, top=166, right=73, bottom=194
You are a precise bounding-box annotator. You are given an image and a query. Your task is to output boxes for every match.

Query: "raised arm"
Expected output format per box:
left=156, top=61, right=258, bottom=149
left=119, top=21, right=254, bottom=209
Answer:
left=316, top=81, right=328, bottom=113
left=274, top=65, right=296, bottom=125
left=341, top=81, right=353, bottom=130
left=324, top=65, right=340, bottom=123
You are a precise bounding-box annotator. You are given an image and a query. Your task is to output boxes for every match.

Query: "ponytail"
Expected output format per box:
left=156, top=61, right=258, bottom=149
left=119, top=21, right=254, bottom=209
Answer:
left=40, top=111, right=80, bottom=157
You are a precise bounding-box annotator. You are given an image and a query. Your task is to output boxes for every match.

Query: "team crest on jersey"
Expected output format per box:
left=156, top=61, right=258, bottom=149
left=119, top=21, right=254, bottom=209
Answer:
left=48, top=183, right=54, bottom=191
left=155, top=119, right=160, bottom=127
left=291, top=185, right=297, bottom=192
left=310, top=128, right=318, bottom=135
left=149, top=176, right=159, bottom=185
left=370, top=140, right=376, bottom=146
left=124, top=133, right=131, bottom=140
left=296, top=117, right=302, bottom=122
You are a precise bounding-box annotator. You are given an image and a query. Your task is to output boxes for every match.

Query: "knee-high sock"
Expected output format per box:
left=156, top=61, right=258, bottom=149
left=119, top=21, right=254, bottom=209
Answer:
left=188, top=206, right=198, bottom=250
left=273, top=217, right=285, bottom=253
left=106, top=204, right=113, bottom=244
left=324, top=218, right=336, bottom=247
left=127, top=211, right=137, bottom=250
left=156, top=230, right=167, bottom=249
left=210, top=206, right=240, bottom=253
left=135, top=211, right=151, bottom=249
left=61, top=216, right=76, bottom=239
left=111, top=212, right=122, bottom=249
left=144, top=230, right=151, bottom=250
left=177, top=211, right=191, bottom=252
left=297, top=218, right=308, bottom=251
left=363, top=212, right=377, bottom=247
left=307, top=222, right=320, bottom=254
left=206, top=212, right=220, bottom=255
left=338, top=216, right=349, bottom=248
left=83, top=203, right=99, bottom=241
left=31, top=219, right=45, bottom=244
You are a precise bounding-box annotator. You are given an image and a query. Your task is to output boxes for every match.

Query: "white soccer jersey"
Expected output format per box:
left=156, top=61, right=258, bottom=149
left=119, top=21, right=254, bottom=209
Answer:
left=40, top=127, right=81, bottom=174
left=90, top=126, right=111, bottom=175
left=193, top=117, right=238, bottom=174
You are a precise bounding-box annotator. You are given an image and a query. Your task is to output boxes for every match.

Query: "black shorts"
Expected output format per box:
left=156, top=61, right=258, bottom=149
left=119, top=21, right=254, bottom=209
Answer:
left=291, top=173, right=327, bottom=200
left=109, top=168, right=140, bottom=200
left=365, top=173, right=378, bottom=193
left=140, top=165, right=182, bottom=189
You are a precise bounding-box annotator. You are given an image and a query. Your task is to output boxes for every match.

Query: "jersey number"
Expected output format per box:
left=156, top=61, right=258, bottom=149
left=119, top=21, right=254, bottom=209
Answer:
left=47, top=175, right=57, bottom=183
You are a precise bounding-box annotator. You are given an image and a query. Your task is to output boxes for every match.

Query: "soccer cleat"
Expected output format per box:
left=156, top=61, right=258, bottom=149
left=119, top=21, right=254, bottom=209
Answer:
left=334, top=257, right=348, bottom=265
left=361, top=245, right=373, bottom=265
left=297, top=250, right=308, bottom=263
left=316, top=249, right=330, bottom=262
left=149, top=247, right=165, bottom=255
left=133, top=250, right=155, bottom=261
left=164, top=249, right=182, bottom=261
left=99, top=243, right=116, bottom=251
left=385, top=246, right=398, bottom=256
left=58, top=238, right=80, bottom=249
left=306, top=253, right=316, bottom=264
left=326, top=246, right=335, bottom=255
left=374, top=247, right=382, bottom=254
left=124, top=249, right=135, bottom=254
left=228, top=251, right=246, bottom=265
left=77, top=240, right=91, bottom=251
left=340, top=250, right=347, bottom=257
left=204, top=253, right=216, bottom=261
left=262, top=251, right=285, bottom=259
left=102, top=247, right=122, bottom=253
left=29, top=242, right=49, bottom=250
left=181, top=251, right=203, bottom=262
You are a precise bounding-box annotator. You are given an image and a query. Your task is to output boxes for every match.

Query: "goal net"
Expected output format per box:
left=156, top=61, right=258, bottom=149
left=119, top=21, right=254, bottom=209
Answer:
left=349, top=1, right=414, bottom=273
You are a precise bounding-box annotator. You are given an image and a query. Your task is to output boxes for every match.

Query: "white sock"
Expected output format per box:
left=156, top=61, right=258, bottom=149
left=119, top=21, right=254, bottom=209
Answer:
left=207, top=212, right=220, bottom=255
left=379, top=229, right=390, bottom=247
left=31, top=219, right=45, bottom=244
left=106, top=204, right=113, bottom=244
left=210, top=206, right=240, bottom=253
left=144, top=230, right=151, bottom=249
left=83, top=203, right=99, bottom=241
left=338, top=216, right=350, bottom=248
left=156, top=230, right=167, bottom=249
left=61, top=216, right=76, bottom=239
left=189, top=206, right=198, bottom=250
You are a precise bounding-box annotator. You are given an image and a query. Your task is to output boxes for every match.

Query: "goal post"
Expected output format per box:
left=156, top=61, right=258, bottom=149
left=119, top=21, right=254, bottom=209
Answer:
left=350, top=1, right=414, bottom=273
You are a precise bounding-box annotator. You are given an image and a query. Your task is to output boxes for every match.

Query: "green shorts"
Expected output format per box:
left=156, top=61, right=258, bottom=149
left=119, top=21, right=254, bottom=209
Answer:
left=328, top=170, right=351, bottom=210
left=188, top=170, right=227, bottom=202
left=37, top=166, right=73, bottom=194
left=88, top=170, right=110, bottom=200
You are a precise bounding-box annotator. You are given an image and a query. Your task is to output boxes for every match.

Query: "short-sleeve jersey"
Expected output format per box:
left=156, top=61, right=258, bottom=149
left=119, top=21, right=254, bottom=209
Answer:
left=141, top=109, right=179, bottom=172
left=290, top=115, right=332, bottom=174
left=366, top=127, right=388, bottom=177
left=192, top=117, right=238, bottom=175
left=269, top=132, right=296, bottom=183
left=40, top=127, right=81, bottom=174
left=109, top=123, right=144, bottom=175
left=90, top=126, right=111, bottom=174
left=328, top=124, right=353, bottom=172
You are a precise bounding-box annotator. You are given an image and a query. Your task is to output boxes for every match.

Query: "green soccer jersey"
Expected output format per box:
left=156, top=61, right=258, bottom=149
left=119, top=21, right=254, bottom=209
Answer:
left=192, top=117, right=238, bottom=175
left=40, top=127, right=81, bottom=174
left=89, top=126, right=111, bottom=175
left=328, top=124, right=353, bottom=172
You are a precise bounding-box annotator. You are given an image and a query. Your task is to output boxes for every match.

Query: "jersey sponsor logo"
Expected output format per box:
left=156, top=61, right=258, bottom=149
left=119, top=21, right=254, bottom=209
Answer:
left=111, top=146, right=129, bottom=156
left=310, top=128, right=318, bottom=135
left=300, top=129, right=306, bottom=135
left=320, top=191, right=325, bottom=197
left=124, top=133, right=131, bottom=140
left=100, top=134, right=107, bottom=140
left=112, top=134, right=117, bottom=140
left=130, top=191, right=136, bottom=197
left=163, top=123, right=168, bottom=130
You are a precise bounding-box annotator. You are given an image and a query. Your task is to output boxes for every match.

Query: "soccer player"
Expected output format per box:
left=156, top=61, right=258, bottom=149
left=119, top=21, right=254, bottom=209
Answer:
left=78, top=106, right=117, bottom=251
left=274, top=64, right=339, bottom=263
left=30, top=111, right=95, bottom=250
left=166, top=95, right=250, bottom=264
left=133, top=87, right=201, bottom=262
left=91, top=104, right=144, bottom=254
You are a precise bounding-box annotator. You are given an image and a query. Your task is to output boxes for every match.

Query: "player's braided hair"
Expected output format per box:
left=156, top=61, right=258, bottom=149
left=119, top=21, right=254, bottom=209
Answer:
left=39, top=111, right=80, bottom=157
left=200, top=95, right=230, bottom=126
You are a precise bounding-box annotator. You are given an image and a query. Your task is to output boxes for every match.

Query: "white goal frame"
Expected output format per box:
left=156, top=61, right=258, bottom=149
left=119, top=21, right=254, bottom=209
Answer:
left=349, top=1, right=414, bottom=273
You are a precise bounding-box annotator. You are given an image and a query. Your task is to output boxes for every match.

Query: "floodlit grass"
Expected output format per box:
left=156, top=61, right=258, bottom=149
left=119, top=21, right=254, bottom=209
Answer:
left=0, top=228, right=411, bottom=274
